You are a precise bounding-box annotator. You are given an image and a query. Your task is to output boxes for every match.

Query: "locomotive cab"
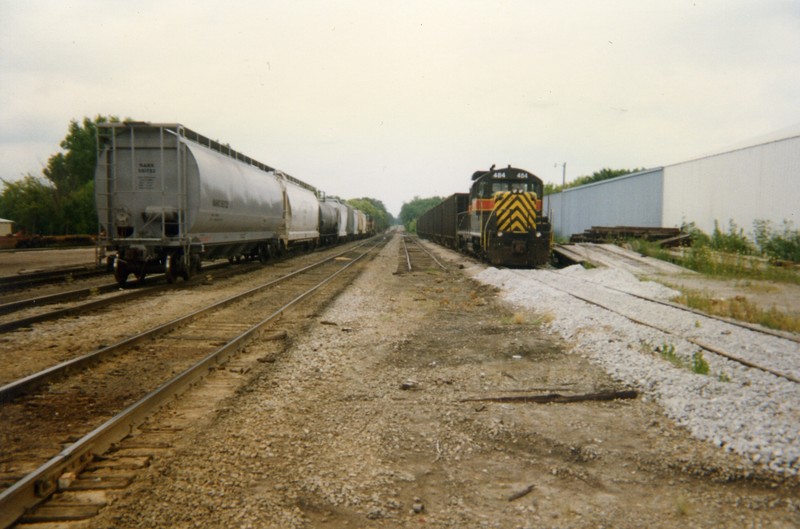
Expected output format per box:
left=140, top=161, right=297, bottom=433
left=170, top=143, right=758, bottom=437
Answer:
left=466, top=166, right=551, bottom=267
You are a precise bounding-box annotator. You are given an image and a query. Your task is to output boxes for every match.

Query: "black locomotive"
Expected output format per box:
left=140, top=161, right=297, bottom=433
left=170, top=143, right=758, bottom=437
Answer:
left=417, top=166, right=552, bottom=267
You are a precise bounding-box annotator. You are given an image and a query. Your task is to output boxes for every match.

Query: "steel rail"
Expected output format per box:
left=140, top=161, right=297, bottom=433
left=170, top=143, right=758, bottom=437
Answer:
left=401, top=235, right=412, bottom=271
left=512, top=269, right=800, bottom=384
left=0, top=267, right=105, bottom=293
left=0, top=241, right=372, bottom=403
left=541, top=268, right=800, bottom=344
left=408, top=236, right=449, bottom=271
left=0, top=261, right=239, bottom=333
left=0, top=285, right=160, bottom=334
left=0, top=283, right=122, bottom=316
left=0, top=237, right=383, bottom=529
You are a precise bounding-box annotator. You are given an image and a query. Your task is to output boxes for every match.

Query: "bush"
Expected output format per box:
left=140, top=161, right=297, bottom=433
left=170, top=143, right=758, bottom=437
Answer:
left=710, top=220, right=756, bottom=255
left=753, top=219, right=800, bottom=263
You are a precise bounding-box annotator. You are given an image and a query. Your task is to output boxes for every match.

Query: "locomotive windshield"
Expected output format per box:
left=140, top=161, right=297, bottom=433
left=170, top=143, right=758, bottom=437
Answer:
left=490, top=181, right=535, bottom=193
left=477, top=177, right=542, bottom=197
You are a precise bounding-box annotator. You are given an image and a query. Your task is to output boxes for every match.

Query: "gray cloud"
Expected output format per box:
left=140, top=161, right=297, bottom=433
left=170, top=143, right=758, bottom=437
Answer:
left=1, top=0, right=798, bottom=215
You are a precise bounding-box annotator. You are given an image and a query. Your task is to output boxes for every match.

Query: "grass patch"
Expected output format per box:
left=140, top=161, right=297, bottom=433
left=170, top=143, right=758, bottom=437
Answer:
left=673, top=495, right=691, bottom=517
left=630, top=221, right=800, bottom=285
left=649, top=342, right=721, bottom=377
left=633, top=241, right=800, bottom=284
left=500, top=312, right=527, bottom=325
left=669, top=287, right=800, bottom=334
left=500, top=311, right=553, bottom=326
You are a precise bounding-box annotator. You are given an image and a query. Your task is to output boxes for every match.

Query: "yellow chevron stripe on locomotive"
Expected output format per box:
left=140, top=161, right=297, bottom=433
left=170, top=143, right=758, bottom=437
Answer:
left=494, top=191, right=538, bottom=233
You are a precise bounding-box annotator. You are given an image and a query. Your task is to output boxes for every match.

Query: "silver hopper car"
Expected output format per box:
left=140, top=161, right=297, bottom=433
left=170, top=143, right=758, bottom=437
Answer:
left=95, top=122, right=321, bottom=285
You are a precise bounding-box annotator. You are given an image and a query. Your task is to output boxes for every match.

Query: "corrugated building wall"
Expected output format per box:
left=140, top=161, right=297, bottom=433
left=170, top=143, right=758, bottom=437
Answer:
left=662, top=135, right=800, bottom=235
left=544, top=168, right=663, bottom=238
left=545, top=133, right=799, bottom=239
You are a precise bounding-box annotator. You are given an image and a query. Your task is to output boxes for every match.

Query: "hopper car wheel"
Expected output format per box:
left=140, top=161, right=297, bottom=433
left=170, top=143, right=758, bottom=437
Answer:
left=258, top=244, right=270, bottom=263
left=135, top=270, right=147, bottom=283
left=113, top=257, right=129, bottom=287
left=164, top=254, right=177, bottom=284
left=181, top=256, right=200, bottom=282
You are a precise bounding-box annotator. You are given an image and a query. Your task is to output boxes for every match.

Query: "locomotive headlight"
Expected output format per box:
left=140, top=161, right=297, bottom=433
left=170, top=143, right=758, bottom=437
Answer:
left=536, top=232, right=542, bottom=238
left=497, top=231, right=503, bottom=237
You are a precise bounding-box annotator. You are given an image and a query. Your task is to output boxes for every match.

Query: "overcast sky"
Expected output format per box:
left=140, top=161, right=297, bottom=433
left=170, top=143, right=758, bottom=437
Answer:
left=1, top=0, right=798, bottom=216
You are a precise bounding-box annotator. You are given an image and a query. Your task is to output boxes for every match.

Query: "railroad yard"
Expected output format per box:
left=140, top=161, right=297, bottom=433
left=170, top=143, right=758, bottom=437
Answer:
left=1, top=234, right=799, bottom=528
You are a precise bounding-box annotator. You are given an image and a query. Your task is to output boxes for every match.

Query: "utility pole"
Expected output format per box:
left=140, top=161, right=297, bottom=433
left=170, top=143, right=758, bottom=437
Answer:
left=559, top=162, right=566, bottom=238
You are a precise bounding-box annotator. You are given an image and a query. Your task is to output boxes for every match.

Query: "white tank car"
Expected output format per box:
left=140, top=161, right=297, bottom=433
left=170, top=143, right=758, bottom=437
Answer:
left=347, top=206, right=358, bottom=239
left=95, top=122, right=317, bottom=285
left=279, top=172, right=320, bottom=247
left=356, top=210, right=367, bottom=237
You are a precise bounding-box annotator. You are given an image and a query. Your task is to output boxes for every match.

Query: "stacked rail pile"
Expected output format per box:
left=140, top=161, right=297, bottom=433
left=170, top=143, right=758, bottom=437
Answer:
left=570, top=226, right=689, bottom=247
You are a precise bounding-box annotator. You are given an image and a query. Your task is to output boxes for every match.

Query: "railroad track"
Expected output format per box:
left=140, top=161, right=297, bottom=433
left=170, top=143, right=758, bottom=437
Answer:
left=0, top=260, right=254, bottom=333
left=398, top=235, right=449, bottom=273
left=0, top=266, right=106, bottom=294
left=510, top=269, right=800, bottom=384
left=0, top=237, right=385, bottom=528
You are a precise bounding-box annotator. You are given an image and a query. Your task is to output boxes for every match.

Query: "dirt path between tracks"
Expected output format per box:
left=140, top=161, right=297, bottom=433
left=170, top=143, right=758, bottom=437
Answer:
left=0, top=248, right=98, bottom=276
left=75, top=235, right=798, bottom=528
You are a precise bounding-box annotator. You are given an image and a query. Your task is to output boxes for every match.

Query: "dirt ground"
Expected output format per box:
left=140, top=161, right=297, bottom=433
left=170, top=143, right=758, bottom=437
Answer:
left=77, top=235, right=799, bottom=529
left=0, top=247, right=98, bottom=276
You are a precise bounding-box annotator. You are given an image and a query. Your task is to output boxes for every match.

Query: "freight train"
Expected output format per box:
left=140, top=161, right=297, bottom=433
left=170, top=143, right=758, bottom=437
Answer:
left=95, top=122, right=371, bottom=286
left=416, top=165, right=552, bottom=267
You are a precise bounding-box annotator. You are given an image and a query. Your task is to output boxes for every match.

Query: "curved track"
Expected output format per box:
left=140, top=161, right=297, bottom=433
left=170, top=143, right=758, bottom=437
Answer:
left=0, top=237, right=385, bottom=528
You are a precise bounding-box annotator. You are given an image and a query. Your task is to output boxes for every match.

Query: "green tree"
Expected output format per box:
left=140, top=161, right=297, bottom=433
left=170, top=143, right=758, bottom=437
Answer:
left=0, top=175, right=58, bottom=234
left=0, top=115, right=120, bottom=234
left=399, top=196, right=444, bottom=232
left=544, top=167, right=646, bottom=195
left=347, top=197, right=392, bottom=232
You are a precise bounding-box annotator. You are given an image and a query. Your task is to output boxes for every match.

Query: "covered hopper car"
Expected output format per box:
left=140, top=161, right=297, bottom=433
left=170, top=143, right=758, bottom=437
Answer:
left=417, top=166, right=552, bottom=267
left=95, top=122, right=371, bottom=285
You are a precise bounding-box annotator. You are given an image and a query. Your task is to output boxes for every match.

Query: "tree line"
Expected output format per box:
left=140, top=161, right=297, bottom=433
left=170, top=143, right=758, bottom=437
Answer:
left=0, top=116, right=116, bottom=235
left=0, top=116, right=393, bottom=236
left=543, top=167, right=646, bottom=195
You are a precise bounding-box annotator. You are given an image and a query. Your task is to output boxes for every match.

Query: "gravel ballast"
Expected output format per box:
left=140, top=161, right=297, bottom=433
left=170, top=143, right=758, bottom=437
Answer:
left=476, top=265, right=800, bottom=476
left=80, top=237, right=799, bottom=528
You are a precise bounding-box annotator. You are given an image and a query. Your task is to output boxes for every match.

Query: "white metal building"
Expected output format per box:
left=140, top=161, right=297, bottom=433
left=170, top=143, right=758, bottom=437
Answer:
left=0, top=218, right=13, bottom=237
left=544, top=132, right=800, bottom=239
left=544, top=168, right=664, bottom=239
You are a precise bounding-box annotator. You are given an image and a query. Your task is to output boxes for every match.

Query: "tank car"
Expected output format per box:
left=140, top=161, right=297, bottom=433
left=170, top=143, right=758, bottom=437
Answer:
left=417, top=166, right=552, bottom=267
left=355, top=210, right=367, bottom=238
left=365, top=215, right=376, bottom=236
left=318, top=199, right=340, bottom=245
left=344, top=203, right=356, bottom=240
left=95, top=122, right=320, bottom=285
left=323, top=197, right=349, bottom=242
left=279, top=171, right=320, bottom=250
